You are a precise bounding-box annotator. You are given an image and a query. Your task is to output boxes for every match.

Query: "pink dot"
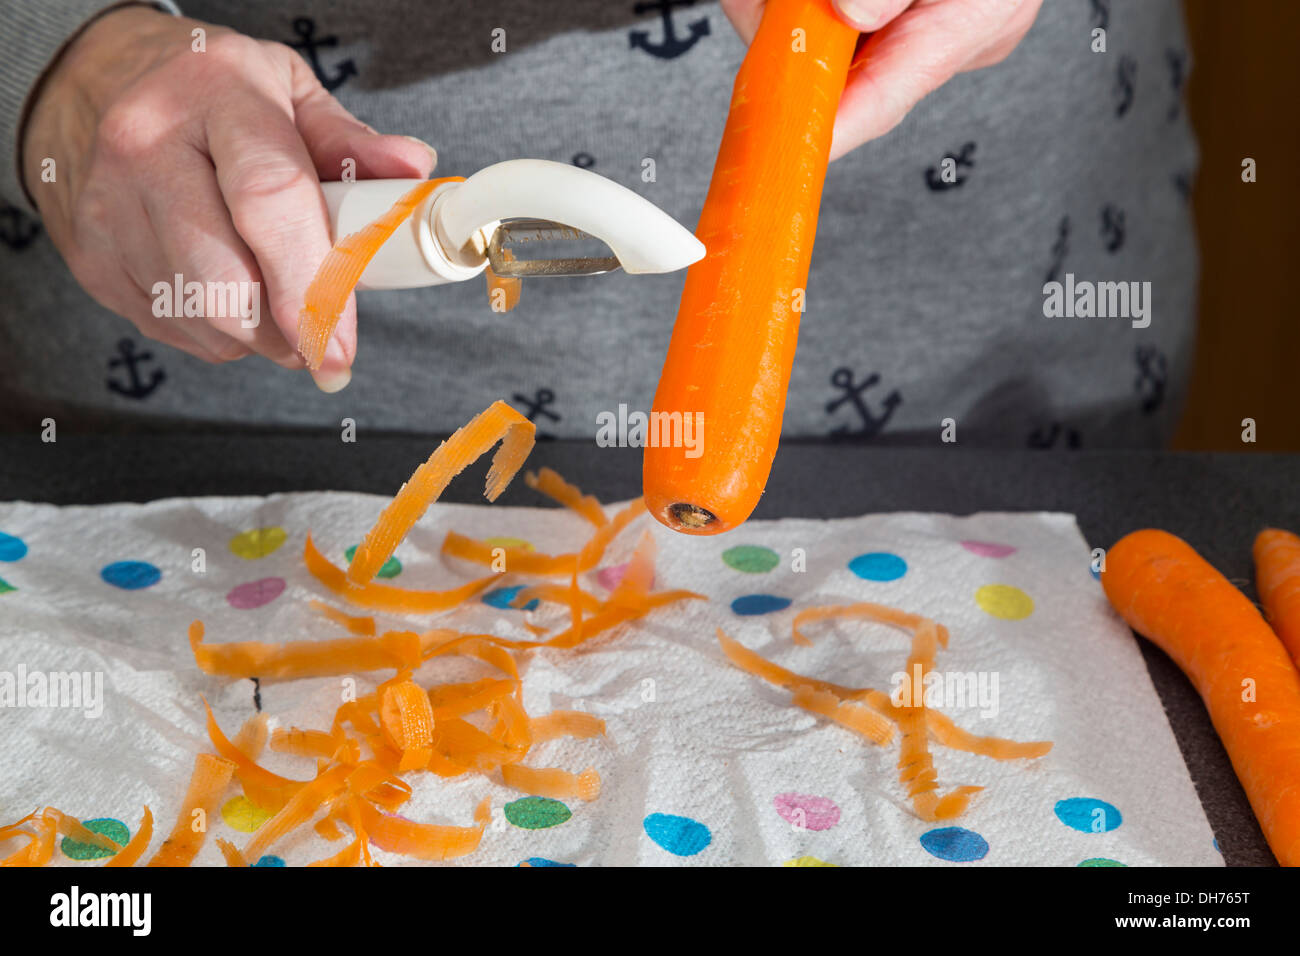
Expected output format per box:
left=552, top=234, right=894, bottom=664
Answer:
left=595, top=562, right=654, bottom=591
left=227, top=576, right=286, bottom=610
left=960, top=540, right=1017, bottom=559
left=773, top=792, right=841, bottom=831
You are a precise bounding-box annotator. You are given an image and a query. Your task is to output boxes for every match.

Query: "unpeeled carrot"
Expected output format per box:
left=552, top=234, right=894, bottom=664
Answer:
left=1255, top=527, right=1300, bottom=665
left=643, top=0, right=858, bottom=535
left=298, top=177, right=462, bottom=370
left=348, top=400, right=536, bottom=586
left=1102, top=528, right=1300, bottom=866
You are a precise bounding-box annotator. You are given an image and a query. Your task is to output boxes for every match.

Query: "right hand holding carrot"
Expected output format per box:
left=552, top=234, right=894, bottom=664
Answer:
left=21, top=5, right=437, bottom=391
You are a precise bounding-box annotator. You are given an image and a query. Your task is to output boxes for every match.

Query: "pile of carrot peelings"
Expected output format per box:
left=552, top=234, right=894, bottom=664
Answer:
left=0, top=403, right=702, bottom=867
left=718, top=602, right=1053, bottom=822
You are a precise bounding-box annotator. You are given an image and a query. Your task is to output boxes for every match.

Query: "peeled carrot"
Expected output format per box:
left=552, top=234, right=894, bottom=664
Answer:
left=348, top=400, right=536, bottom=586
left=298, top=177, right=462, bottom=370
left=1102, top=528, right=1300, bottom=866
left=1255, top=527, right=1300, bottom=665
left=643, top=0, right=858, bottom=535
left=147, top=753, right=235, bottom=867
left=104, top=807, right=153, bottom=868
left=305, top=534, right=496, bottom=613
left=190, top=619, right=422, bottom=680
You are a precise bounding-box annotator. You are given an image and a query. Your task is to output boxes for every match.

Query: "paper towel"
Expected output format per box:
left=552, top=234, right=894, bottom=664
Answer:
left=0, top=493, right=1222, bottom=866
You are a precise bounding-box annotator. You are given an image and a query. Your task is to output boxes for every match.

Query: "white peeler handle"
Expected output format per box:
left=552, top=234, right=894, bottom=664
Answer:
left=321, top=159, right=706, bottom=291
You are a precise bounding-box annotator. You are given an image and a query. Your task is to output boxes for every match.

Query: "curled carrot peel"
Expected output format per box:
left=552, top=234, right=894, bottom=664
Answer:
left=354, top=796, right=488, bottom=861
left=501, top=764, right=601, bottom=802
left=643, top=0, right=858, bottom=535
left=348, top=400, right=536, bottom=586
left=1104, top=528, right=1300, bottom=866
left=379, top=678, right=436, bottom=772
left=190, top=619, right=422, bottom=680
left=104, top=807, right=153, bottom=868
left=304, top=534, right=497, bottom=614
left=1255, top=527, right=1300, bottom=666
left=526, top=467, right=608, bottom=527
left=310, top=600, right=377, bottom=636
left=147, top=753, right=236, bottom=867
left=298, top=177, right=462, bottom=370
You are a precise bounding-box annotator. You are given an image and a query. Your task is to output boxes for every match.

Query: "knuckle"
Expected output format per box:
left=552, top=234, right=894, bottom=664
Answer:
left=95, top=100, right=162, bottom=160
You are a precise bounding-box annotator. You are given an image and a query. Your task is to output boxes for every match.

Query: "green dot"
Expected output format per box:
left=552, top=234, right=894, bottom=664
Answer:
left=722, top=545, right=780, bottom=574
left=0, top=576, right=15, bottom=594
left=1078, top=857, right=1127, bottom=867
left=344, top=545, right=402, bottom=579
left=61, top=818, right=130, bottom=860
left=504, top=797, right=571, bottom=830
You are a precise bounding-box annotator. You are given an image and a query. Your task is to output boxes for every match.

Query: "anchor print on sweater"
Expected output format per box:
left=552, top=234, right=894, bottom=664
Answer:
left=1134, top=345, right=1167, bottom=415
left=513, top=387, right=561, bottom=440
left=106, top=339, right=166, bottom=399
left=1044, top=216, right=1071, bottom=284
left=629, top=0, right=710, bottom=59
left=825, top=367, right=901, bottom=439
left=924, top=142, right=976, bottom=192
left=288, top=17, right=356, bottom=91
left=0, top=203, right=39, bottom=251
left=1100, top=204, right=1126, bottom=253
left=1027, top=422, right=1081, bottom=449
left=1114, top=55, right=1137, bottom=117
left=1165, top=48, right=1186, bottom=121
left=1089, top=0, right=1110, bottom=31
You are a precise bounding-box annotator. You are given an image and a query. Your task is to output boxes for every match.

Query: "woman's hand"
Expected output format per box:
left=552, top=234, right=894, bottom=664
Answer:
left=22, top=5, right=436, bottom=390
left=720, top=0, right=1043, bottom=160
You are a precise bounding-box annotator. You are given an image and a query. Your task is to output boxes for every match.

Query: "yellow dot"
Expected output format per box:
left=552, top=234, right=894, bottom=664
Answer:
left=783, top=855, right=837, bottom=867
left=483, top=536, right=534, bottom=552
left=975, top=584, right=1034, bottom=620
left=229, top=526, right=287, bottom=560
left=222, top=795, right=273, bottom=832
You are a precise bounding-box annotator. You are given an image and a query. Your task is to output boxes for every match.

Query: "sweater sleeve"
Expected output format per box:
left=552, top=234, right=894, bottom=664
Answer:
left=0, top=0, right=181, bottom=213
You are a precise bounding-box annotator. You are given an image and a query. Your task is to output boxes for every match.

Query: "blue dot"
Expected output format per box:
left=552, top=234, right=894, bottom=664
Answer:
left=483, top=585, right=539, bottom=612
left=518, top=857, right=576, bottom=867
left=0, top=532, right=27, bottom=562
left=100, top=560, right=161, bottom=590
left=643, top=813, right=711, bottom=857
left=730, top=594, right=792, bottom=616
left=848, top=552, right=907, bottom=582
left=1213, top=838, right=1221, bottom=854
left=919, top=826, right=989, bottom=862
left=1090, top=565, right=1101, bottom=581
left=252, top=855, right=286, bottom=867
left=1054, top=797, right=1123, bottom=833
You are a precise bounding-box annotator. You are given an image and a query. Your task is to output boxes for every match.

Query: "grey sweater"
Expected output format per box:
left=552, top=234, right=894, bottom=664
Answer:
left=0, top=0, right=1198, bottom=446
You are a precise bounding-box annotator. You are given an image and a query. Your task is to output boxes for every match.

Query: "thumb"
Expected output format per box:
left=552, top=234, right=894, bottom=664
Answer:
left=289, top=58, right=437, bottom=181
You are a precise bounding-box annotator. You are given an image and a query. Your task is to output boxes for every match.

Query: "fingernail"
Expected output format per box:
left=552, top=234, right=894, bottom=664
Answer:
left=836, top=0, right=886, bottom=30
left=402, top=136, right=438, bottom=165
left=311, top=366, right=351, bottom=393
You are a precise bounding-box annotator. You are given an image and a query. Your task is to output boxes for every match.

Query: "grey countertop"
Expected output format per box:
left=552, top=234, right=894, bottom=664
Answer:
left=2, top=433, right=1295, bottom=866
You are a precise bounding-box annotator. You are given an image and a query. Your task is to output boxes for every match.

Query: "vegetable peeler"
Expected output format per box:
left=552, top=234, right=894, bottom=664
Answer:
left=321, top=159, right=705, bottom=299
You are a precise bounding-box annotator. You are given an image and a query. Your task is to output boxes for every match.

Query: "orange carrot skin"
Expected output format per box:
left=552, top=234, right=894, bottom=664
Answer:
left=1102, top=529, right=1300, bottom=866
left=644, top=0, right=858, bottom=535
left=1255, top=527, right=1300, bottom=665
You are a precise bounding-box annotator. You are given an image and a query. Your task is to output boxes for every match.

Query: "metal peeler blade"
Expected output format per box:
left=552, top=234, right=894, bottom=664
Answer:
left=486, top=219, right=622, bottom=278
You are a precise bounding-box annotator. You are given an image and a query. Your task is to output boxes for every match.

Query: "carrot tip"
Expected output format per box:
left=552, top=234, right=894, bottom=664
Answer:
left=668, top=502, right=716, bottom=530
